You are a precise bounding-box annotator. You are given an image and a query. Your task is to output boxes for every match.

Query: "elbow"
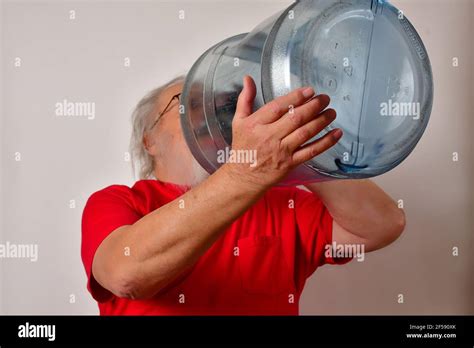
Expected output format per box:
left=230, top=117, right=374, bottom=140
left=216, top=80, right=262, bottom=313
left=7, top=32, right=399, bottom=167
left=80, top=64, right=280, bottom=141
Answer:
left=111, top=273, right=143, bottom=300
left=106, top=266, right=159, bottom=301
left=393, top=207, right=407, bottom=239
left=93, top=250, right=171, bottom=300
left=383, top=207, right=406, bottom=246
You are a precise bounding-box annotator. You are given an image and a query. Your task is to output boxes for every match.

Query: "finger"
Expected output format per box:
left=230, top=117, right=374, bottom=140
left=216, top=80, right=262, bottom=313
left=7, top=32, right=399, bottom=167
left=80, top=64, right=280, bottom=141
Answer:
left=253, top=86, right=315, bottom=124
left=292, top=128, right=343, bottom=165
left=272, top=94, right=331, bottom=139
left=234, top=75, right=257, bottom=119
left=282, top=108, right=336, bottom=152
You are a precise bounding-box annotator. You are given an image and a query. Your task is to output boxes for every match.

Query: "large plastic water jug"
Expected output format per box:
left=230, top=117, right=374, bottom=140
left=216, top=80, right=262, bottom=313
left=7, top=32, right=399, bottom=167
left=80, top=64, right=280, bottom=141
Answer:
left=181, top=0, right=433, bottom=184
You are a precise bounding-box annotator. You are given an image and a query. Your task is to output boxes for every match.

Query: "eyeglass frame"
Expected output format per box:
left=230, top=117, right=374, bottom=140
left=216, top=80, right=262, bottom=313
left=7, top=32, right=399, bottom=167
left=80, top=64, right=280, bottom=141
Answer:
left=148, top=92, right=181, bottom=131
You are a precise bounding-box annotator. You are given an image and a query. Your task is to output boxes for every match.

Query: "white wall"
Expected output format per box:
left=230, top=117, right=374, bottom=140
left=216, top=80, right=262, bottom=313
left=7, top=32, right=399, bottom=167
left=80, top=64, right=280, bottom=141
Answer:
left=0, top=0, right=472, bottom=314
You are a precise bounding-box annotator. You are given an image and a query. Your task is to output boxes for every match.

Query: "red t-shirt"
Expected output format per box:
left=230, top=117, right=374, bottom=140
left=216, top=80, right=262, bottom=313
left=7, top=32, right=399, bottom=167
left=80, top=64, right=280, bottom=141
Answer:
left=81, top=180, right=351, bottom=315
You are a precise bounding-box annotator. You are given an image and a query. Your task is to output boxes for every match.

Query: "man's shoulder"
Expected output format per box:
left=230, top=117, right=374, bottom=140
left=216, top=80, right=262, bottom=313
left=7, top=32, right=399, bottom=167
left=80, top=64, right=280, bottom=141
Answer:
left=87, top=180, right=167, bottom=198
left=87, top=183, right=134, bottom=200
left=84, top=180, right=187, bottom=214
left=84, top=184, right=137, bottom=213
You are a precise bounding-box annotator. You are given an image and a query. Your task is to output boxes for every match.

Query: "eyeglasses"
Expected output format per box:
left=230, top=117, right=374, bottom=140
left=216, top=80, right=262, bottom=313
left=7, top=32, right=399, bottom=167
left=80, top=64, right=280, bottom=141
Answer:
left=148, top=93, right=181, bottom=131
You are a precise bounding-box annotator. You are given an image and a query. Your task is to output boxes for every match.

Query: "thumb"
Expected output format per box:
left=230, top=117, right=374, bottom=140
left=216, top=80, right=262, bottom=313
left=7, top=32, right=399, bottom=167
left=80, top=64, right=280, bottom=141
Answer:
left=235, top=75, right=256, bottom=119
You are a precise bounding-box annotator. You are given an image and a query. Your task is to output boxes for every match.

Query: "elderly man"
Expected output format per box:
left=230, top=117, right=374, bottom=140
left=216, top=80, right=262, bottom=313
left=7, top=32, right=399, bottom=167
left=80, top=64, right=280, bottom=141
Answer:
left=81, top=75, right=405, bottom=315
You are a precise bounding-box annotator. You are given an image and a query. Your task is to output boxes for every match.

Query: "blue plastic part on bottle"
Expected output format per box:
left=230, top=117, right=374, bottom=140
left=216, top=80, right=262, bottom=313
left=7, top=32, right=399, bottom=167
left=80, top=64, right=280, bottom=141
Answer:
left=180, top=0, right=433, bottom=184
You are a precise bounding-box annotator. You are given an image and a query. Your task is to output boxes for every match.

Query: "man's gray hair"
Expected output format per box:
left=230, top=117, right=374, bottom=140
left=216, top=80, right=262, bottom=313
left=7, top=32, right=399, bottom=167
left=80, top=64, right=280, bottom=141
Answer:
left=130, top=75, right=186, bottom=179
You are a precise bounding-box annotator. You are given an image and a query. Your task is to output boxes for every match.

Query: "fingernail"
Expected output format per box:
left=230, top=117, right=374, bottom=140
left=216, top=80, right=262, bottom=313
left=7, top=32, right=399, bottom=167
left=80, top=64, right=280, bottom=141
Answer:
left=333, top=129, right=343, bottom=139
left=321, top=94, right=331, bottom=103
left=302, top=87, right=314, bottom=98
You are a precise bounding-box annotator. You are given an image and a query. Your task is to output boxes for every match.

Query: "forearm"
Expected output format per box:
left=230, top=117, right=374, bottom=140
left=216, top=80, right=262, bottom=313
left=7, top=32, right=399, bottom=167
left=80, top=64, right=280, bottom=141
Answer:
left=94, top=164, right=266, bottom=299
left=305, top=179, right=404, bottom=241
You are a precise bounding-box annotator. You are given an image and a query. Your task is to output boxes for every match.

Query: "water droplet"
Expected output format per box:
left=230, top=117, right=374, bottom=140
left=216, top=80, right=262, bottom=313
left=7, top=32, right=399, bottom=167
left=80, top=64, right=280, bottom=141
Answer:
left=344, top=66, right=353, bottom=76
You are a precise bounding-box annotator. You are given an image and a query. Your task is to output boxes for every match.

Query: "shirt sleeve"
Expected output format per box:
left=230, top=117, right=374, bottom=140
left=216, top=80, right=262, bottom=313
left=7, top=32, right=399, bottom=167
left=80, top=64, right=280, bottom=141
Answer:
left=81, top=185, right=142, bottom=302
left=293, top=187, right=352, bottom=278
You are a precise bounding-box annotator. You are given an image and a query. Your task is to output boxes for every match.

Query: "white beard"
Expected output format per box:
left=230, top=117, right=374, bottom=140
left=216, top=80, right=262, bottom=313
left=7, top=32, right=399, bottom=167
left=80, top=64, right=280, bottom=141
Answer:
left=187, top=157, right=210, bottom=188
left=161, top=156, right=210, bottom=191
left=153, top=141, right=210, bottom=190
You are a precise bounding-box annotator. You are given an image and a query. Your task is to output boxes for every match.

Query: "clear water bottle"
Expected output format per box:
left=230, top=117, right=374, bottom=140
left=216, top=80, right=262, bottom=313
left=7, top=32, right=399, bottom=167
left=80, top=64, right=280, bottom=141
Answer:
left=181, top=0, right=434, bottom=184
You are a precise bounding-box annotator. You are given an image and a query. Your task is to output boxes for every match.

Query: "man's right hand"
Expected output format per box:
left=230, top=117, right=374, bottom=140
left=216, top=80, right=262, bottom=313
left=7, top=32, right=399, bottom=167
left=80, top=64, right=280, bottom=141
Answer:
left=225, top=75, right=343, bottom=189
